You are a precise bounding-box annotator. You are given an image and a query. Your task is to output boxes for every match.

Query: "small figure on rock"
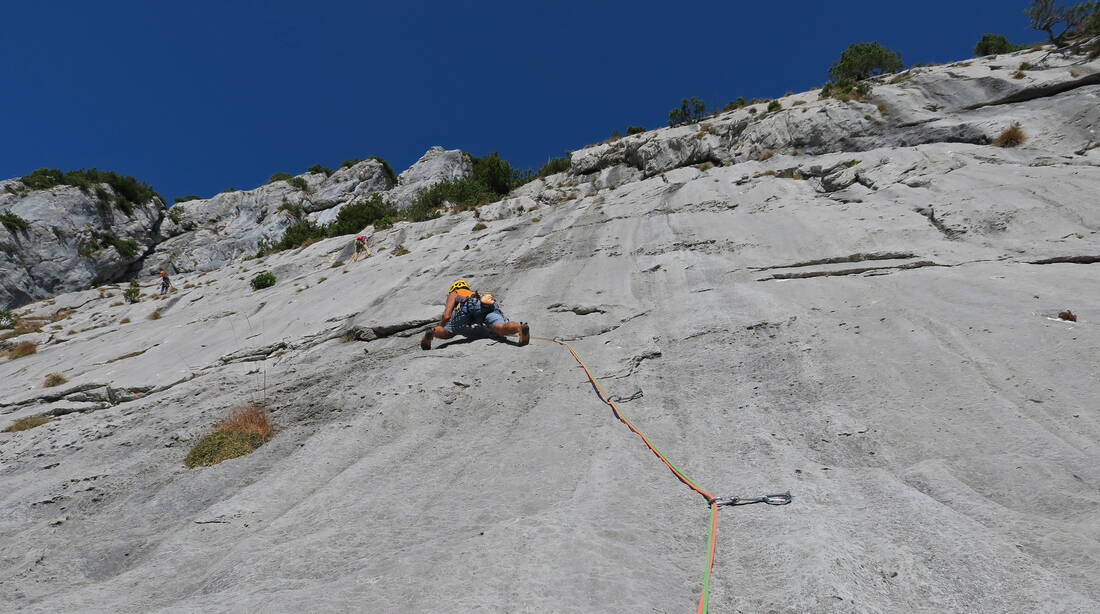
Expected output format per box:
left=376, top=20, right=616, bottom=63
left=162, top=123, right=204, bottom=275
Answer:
left=1058, top=310, right=1077, bottom=322
left=159, top=271, right=172, bottom=295
left=353, top=235, right=372, bottom=262
left=421, top=279, right=529, bottom=350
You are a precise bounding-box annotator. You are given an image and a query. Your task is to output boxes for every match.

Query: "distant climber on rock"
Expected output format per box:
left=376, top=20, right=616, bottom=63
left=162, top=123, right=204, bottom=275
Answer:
left=352, top=235, right=372, bottom=262
left=420, top=279, right=529, bottom=350
left=159, top=271, right=171, bottom=295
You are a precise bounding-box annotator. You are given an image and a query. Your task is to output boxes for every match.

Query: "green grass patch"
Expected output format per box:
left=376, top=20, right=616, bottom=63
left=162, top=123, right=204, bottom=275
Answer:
left=184, top=404, right=278, bottom=468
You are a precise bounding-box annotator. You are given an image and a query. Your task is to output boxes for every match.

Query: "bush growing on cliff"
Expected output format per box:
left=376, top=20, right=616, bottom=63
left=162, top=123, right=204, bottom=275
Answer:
left=829, top=42, right=904, bottom=81
left=43, top=373, right=68, bottom=387
left=99, top=233, right=139, bottom=258
left=536, top=156, right=571, bottom=178
left=267, top=172, right=294, bottom=184
left=626, top=125, right=646, bottom=135
left=407, top=152, right=524, bottom=220
left=975, top=33, right=1022, bottom=56
left=174, top=195, right=202, bottom=204
left=308, top=163, right=333, bottom=177
left=820, top=79, right=872, bottom=101
left=287, top=177, right=309, bottom=192
left=0, top=310, right=15, bottom=329
left=19, top=168, right=164, bottom=212
left=123, top=280, right=141, bottom=303
left=668, top=97, right=707, bottom=126
left=326, top=194, right=397, bottom=237
left=250, top=271, right=277, bottom=290
left=0, top=210, right=30, bottom=232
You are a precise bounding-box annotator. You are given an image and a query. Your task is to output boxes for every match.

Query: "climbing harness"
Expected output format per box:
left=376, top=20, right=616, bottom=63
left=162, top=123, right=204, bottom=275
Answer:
left=533, top=336, right=791, bottom=613
left=609, top=389, right=644, bottom=403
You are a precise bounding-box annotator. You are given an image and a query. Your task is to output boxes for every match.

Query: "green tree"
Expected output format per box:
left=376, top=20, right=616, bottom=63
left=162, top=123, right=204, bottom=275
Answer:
left=829, top=42, right=904, bottom=81
left=308, top=164, right=333, bottom=176
left=975, top=33, right=1019, bottom=56
left=668, top=97, right=707, bottom=126
left=1027, top=0, right=1099, bottom=43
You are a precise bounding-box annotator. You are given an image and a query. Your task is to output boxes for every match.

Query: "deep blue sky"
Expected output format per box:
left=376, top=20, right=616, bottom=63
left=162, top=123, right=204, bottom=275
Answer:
left=0, top=1, right=1038, bottom=202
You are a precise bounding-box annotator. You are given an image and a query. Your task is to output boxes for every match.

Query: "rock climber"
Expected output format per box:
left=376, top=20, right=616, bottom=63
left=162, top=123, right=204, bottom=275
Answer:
left=420, top=279, right=529, bottom=350
left=159, top=271, right=171, bottom=295
left=352, top=235, right=371, bottom=262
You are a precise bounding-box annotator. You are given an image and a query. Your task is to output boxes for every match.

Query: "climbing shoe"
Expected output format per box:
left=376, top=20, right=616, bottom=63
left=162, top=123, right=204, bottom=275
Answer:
left=519, top=323, right=530, bottom=346
left=420, top=329, right=433, bottom=351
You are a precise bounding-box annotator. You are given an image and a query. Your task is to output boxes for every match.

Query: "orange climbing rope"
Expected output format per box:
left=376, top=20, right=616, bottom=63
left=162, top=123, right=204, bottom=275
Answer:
left=532, top=336, right=790, bottom=613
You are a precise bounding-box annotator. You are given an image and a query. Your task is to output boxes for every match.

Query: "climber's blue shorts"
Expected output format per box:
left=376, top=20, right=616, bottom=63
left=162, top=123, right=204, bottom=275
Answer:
left=445, top=308, right=507, bottom=336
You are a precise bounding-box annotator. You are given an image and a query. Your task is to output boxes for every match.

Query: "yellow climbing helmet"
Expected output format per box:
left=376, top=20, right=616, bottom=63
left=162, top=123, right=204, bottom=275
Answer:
left=449, top=279, right=470, bottom=293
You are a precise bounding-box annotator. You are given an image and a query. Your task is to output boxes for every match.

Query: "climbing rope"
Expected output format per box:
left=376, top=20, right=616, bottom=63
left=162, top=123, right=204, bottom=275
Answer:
left=532, top=336, right=791, bottom=613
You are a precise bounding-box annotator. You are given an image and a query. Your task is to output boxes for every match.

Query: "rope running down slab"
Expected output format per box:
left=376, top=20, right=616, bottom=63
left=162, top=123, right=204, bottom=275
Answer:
left=532, top=336, right=790, bottom=613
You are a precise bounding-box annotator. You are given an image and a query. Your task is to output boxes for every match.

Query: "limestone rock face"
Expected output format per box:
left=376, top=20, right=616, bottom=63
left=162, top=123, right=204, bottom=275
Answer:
left=0, top=181, right=164, bottom=308
left=570, top=46, right=1100, bottom=178
left=384, top=146, right=473, bottom=209
left=144, top=159, right=394, bottom=275
left=3, top=44, right=1100, bottom=614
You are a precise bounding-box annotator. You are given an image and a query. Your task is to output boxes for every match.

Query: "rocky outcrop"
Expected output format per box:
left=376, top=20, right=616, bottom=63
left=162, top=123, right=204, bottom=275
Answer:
left=143, top=148, right=472, bottom=275
left=0, top=180, right=164, bottom=309
left=384, top=146, right=473, bottom=209
left=144, top=159, right=396, bottom=275
left=568, top=45, right=1100, bottom=178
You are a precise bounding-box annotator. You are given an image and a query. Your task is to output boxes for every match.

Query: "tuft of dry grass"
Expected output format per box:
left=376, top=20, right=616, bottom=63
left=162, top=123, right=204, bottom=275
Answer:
left=877, top=103, right=892, bottom=115
left=1012, top=70, right=1026, bottom=79
left=394, top=245, right=410, bottom=256
left=331, top=260, right=344, bottom=268
left=3, top=341, right=38, bottom=360
left=992, top=122, right=1027, bottom=148
left=120, top=317, right=131, bottom=324
left=147, top=309, right=161, bottom=320
left=111, top=301, right=124, bottom=307
left=43, top=373, right=68, bottom=387
left=3, top=416, right=54, bottom=432
left=184, top=403, right=279, bottom=468
left=888, top=72, right=913, bottom=84
left=792, top=100, right=807, bottom=106
left=755, top=151, right=774, bottom=162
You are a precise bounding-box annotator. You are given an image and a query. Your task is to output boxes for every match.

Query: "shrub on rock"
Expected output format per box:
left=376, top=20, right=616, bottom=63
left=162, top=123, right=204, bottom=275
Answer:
left=975, top=33, right=1019, bottom=56
left=43, top=373, right=68, bottom=387
left=1, top=210, right=31, bottom=232
left=829, top=42, right=904, bottom=81
left=668, top=97, right=707, bottom=127
left=250, top=271, right=276, bottom=290
left=184, top=403, right=279, bottom=468
left=124, top=280, right=141, bottom=303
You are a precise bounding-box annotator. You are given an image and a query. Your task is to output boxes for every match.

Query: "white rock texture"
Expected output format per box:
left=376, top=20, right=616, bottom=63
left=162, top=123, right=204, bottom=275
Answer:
left=2, top=44, right=1100, bottom=613
left=0, top=182, right=164, bottom=308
